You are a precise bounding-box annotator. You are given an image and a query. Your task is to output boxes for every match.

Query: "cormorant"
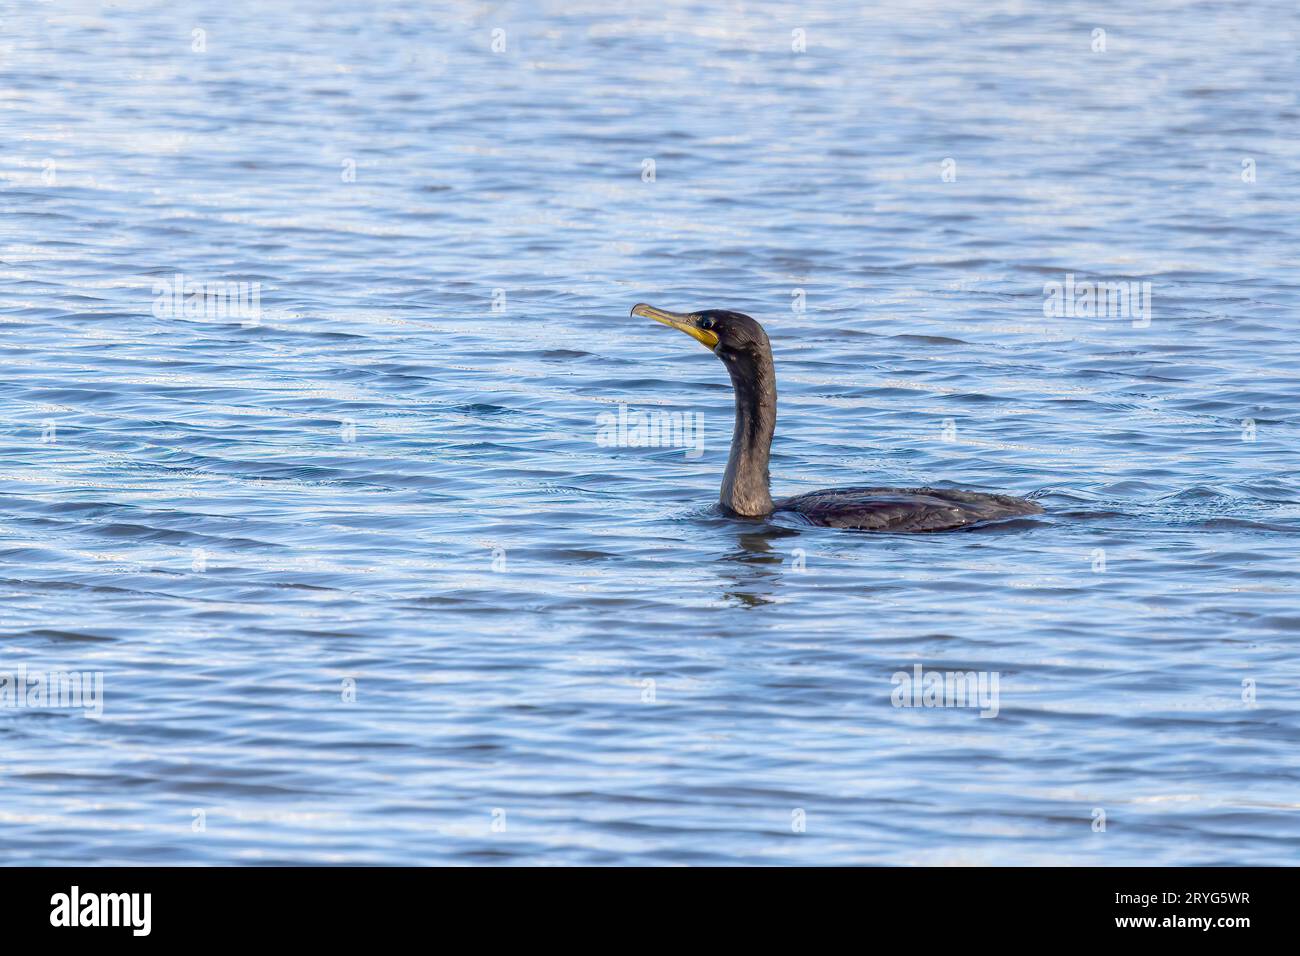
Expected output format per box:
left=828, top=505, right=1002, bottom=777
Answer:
left=632, top=303, right=1044, bottom=532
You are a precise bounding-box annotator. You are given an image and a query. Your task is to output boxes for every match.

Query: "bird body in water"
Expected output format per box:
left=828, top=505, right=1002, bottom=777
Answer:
left=632, top=303, right=1044, bottom=533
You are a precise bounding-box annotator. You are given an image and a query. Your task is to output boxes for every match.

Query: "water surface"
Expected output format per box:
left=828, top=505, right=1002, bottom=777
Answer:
left=1, top=0, right=1298, bottom=864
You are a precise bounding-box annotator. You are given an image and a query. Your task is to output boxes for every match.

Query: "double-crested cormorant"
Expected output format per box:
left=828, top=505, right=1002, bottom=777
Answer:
left=632, top=303, right=1044, bottom=532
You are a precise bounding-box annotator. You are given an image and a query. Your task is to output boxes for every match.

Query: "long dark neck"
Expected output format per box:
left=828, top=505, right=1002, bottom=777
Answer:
left=720, top=348, right=776, bottom=517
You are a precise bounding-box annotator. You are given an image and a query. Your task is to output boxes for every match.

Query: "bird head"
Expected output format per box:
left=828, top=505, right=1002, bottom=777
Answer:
left=631, top=303, right=770, bottom=367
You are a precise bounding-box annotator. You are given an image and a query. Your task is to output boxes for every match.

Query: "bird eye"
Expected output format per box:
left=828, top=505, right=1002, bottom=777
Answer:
left=698, top=317, right=715, bottom=330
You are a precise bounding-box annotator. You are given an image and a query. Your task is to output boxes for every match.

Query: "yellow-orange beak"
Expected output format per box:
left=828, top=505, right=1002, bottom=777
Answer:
left=632, top=303, right=719, bottom=350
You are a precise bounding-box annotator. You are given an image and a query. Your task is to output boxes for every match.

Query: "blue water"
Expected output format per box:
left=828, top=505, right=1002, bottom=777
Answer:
left=1, top=0, right=1298, bottom=865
